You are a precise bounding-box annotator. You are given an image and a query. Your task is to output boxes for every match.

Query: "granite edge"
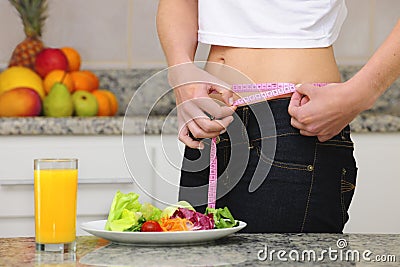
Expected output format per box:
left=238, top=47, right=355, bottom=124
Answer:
left=0, top=113, right=399, bottom=135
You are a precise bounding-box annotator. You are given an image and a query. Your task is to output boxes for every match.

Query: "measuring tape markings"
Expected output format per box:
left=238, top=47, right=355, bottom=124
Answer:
left=207, top=82, right=327, bottom=208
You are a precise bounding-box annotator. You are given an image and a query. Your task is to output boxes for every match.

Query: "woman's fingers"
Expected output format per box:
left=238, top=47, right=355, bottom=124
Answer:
left=191, top=96, right=236, bottom=119
left=193, top=115, right=233, bottom=136
left=179, top=97, right=235, bottom=133
left=288, top=84, right=316, bottom=117
left=293, top=118, right=338, bottom=141
left=209, top=84, right=235, bottom=106
left=300, top=95, right=310, bottom=106
left=186, top=120, right=223, bottom=139
left=316, top=135, right=334, bottom=142
left=178, top=125, right=204, bottom=149
left=178, top=109, right=233, bottom=148
left=171, top=64, right=239, bottom=148
left=299, top=129, right=316, bottom=137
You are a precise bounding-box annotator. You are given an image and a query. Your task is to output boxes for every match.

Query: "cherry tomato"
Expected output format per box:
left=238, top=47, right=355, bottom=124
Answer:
left=141, top=221, right=163, bottom=232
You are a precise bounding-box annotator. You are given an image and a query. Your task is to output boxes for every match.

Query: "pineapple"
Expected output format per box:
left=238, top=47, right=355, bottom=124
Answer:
left=8, top=0, right=48, bottom=69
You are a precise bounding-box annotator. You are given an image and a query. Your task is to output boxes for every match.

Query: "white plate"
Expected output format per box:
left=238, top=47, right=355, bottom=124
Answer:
left=81, top=220, right=246, bottom=246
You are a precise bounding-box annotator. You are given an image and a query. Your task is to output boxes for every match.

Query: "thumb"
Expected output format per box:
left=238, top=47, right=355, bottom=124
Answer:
left=295, top=83, right=317, bottom=97
left=210, top=84, right=235, bottom=106
left=288, top=83, right=315, bottom=116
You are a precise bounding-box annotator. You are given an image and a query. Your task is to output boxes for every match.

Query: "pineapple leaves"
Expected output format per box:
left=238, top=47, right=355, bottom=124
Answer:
left=8, top=0, right=48, bottom=37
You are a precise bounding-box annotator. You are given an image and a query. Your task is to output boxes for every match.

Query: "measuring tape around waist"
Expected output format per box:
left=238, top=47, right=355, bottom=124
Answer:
left=207, top=82, right=327, bottom=208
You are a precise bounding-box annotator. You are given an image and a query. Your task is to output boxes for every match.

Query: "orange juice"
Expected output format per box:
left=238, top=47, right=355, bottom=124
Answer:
left=34, top=169, right=78, bottom=244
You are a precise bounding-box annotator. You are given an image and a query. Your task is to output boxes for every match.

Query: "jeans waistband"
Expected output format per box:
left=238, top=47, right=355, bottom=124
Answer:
left=218, top=97, right=351, bottom=147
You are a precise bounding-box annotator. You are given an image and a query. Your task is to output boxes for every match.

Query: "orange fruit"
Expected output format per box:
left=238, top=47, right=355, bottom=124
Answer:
left=70, top=71, right=97, bottom=92
left=61, top=47, right=81, bottom=72
left=98, top=89, right=119, bottom=115
left=92, top=90, right=112, bottom=116
left=43, top=70, right=75, bottom=93
left=81, top=70, right=100, bottom=89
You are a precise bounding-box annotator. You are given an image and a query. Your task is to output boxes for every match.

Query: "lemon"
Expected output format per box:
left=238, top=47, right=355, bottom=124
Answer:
left=0, top=67, right=45, bottom=99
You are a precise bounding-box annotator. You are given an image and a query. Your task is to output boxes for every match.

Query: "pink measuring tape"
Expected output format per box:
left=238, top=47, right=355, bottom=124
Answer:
left=207, top=82, right=327, bottom=208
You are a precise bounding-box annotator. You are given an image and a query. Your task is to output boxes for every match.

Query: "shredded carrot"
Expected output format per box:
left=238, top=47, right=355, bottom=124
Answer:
left=159, top=217, right=194, bottom=232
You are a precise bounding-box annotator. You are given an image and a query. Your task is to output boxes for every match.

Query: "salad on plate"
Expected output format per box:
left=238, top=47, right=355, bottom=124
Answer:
left=104, top=191, right=239, bottom=233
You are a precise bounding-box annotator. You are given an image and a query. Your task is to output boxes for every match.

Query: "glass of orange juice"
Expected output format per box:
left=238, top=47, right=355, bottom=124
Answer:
left=34, top=159, right=78, bottom=253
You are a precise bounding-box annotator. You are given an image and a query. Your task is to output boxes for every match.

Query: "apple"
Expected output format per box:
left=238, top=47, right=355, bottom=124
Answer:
left=72, top=91, right=98, bottom=117
left=35, top=48, right=69, bottom=78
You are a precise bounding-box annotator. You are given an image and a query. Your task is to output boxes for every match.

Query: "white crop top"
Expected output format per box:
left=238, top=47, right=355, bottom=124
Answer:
left=198, top=0, right=347, bottom=48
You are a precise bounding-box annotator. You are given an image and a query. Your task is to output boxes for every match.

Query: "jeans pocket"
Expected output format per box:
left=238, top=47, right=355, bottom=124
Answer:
left=304, top=136, right=358, bottom=233
left=231, top=144, right=314, bottom=232
left=255, top=144, right=314, bottom=175
left=248, top=142, right=314, bottom=232
left=340, top=166, right=358, bottom=226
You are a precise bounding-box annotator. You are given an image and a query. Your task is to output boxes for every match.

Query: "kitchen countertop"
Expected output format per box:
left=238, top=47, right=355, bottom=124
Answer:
left=0, top=234, right=399, bottom=266
left=1, top=66, right=400, bottom=135
left=0, top=116, right=178, bottom=135
left=0, top=112, right=399, bottom=136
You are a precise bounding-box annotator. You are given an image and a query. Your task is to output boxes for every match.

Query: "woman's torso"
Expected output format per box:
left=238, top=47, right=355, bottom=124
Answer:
left=199, top=0, right=346, bottom=101
left=206, top=46, right=341, bottom=102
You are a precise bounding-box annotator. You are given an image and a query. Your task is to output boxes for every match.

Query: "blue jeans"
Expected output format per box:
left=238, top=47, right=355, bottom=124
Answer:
left=179, top=98, right=358, bottom=233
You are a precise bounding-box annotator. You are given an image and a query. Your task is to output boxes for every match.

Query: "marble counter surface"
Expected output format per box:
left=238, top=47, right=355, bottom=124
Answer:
left=0, top=66, right=400, bottom=135
left=0, top=116, right=178, bottom=135
left=1, top=234, right=399, bottom=266
left=0, top=113, right=399, bottom=135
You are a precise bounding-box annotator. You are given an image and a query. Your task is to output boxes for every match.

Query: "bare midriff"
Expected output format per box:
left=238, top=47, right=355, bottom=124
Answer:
left=205, top=45, right=341, bottom=102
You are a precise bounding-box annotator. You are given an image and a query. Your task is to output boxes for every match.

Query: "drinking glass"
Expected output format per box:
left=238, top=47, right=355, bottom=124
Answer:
left=34, top=159, right=78, bottom=253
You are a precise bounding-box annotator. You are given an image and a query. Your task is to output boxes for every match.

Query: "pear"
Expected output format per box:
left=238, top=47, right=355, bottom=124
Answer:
left=43, top=82, right=74, bottom=117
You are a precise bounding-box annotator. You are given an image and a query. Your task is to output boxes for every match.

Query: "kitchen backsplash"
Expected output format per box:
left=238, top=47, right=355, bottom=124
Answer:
left=0, top=0, right=399, bottom=69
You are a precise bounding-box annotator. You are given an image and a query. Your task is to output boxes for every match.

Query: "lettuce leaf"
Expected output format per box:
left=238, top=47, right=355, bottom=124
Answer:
left=107, top=209, right=143, bottom=232
left=205, top=207, right=238, bottom=229
left=140, top=203, right=162, bottom=221
left=105, top=191, right=142, bottom=231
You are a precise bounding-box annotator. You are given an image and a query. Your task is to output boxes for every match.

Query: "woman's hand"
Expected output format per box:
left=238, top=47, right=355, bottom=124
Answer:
left=288, top=82, right=364, bottom=142
left=169, top=64, right=236, bottom=149
left=289, top=20, right=400, bottom=142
